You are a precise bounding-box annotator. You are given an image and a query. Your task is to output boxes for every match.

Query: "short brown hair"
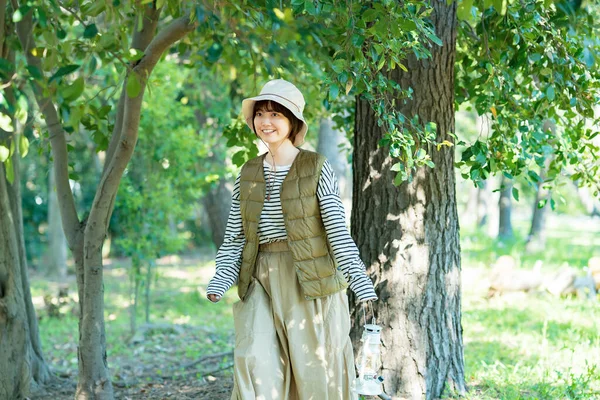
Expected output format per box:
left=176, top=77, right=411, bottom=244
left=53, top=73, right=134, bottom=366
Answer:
left=252, top=100, right=303, bottom=145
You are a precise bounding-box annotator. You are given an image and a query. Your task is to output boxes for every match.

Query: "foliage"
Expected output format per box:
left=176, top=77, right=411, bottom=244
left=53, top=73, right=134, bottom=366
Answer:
left=456, top=0, right=600, bottom=199
left=178, top=1, right=444, bottom=181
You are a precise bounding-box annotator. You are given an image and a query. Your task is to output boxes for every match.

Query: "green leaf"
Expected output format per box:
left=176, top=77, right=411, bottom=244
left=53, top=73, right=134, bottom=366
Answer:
left=393, top=171, right=404, bottom=186
left=493, top=0, right=507, bottom=15
left=126, top=72, right=142, bottom=98
left=63, top=77, right=85, bottom=101
left=19, top=135, right=29, bottom=158
left=0, top=113, right=14, bottom=132
left=528, top=170, right=542, bottom=183
left=206, top=43, right=223, bottom=63
left=12, top=5, right=30, bottom=22
left=83, top=24, right=99, bottom=39
left=0, top=144, right=9, bottom=162
left=512, top=187, right=519, bottom=201
left=49, top=64, right=81, bottom=82
left=457, top=0, right=473, bottom=21
left=328, top=84, right=339, bottom=101
left=232, top=150, right=245, bottom=167
left=0, top=58, right=15, bottom=75
left=546, top=86, right=555, bottom=102
left=390, top=162, right=401, bottom=172
left=5, top=157, right=14, bottom=183
left=26, top=65, right=43, bottom=80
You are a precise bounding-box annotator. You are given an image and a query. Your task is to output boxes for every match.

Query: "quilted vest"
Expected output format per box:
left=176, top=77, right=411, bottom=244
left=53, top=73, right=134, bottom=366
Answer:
left=237, top=148, right=349, bottom=301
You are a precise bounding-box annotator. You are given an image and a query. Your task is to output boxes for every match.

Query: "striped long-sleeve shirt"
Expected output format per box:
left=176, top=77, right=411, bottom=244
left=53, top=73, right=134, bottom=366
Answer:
left=206, top=159, right=378, bottom=302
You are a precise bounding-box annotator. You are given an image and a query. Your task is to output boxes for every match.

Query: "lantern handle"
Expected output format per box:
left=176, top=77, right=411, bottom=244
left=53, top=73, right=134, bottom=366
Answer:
left=361, top=299, right=377, bottom=326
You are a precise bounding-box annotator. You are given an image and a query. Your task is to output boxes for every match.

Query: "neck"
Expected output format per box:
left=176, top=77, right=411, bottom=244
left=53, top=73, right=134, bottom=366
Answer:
left=264, top=140, right=300, bottom=166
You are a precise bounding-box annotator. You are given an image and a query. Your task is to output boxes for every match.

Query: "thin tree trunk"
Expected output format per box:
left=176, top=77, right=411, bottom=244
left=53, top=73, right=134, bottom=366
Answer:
left=525, top=183, right=551, bottom=253
left=145, top=260, right=153, bottom=324
left=351, top=1, right=465, bottom=399
left=46, top=164, right=68, bottom=278
left=0, top=11, right=51, bottom=392
left=476, top=180, right=488, bottom=228
left=0, top=161, right=51, bottom=398
left=14, top=4, right=196, bottom=398
left=498, top=176, right=514, bottom=240
left=202, top=179, right=232, bottom=250
left=129, top=257, right=140, bottom=335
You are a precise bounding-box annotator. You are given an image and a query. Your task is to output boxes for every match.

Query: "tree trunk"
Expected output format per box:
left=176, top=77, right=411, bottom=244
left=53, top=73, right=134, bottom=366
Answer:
left=525, top=184, right=551, bottom=253
left=45, top=164, right=68, bottom=278
left=0, top=161, right=51, bottom=399
left=476, top=180, right=488, bottom=228
left=317, top=117, right=352, bottom=201
left=202, top=179, right=233, bottom=250
left=0, top=14, right=51, bottom=390
left=76, top=239, right=113, bottom=399
left=498, top=176, right=514, bottom=240
left=350, top=2, right=465, bottom=399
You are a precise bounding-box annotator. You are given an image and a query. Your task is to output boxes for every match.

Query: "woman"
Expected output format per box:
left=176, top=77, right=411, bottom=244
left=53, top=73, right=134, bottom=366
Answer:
left=206, top=79, right=377, bottom=400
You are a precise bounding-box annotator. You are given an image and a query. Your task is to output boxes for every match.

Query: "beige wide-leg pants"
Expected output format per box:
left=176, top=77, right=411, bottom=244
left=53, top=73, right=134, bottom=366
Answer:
left=231, top=241, right=358, bottom=400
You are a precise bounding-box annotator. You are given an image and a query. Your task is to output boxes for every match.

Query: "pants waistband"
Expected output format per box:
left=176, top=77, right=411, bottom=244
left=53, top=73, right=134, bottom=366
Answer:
left=258, top=240, right=290, bottom=252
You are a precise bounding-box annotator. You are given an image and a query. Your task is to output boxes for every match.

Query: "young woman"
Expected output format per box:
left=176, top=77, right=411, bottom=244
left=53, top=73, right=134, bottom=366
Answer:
left=206, top=79, right=378, bottom=400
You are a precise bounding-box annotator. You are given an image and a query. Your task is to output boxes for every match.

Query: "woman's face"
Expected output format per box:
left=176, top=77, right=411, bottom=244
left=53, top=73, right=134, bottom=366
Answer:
left=253, top=106, right=292, bottom=148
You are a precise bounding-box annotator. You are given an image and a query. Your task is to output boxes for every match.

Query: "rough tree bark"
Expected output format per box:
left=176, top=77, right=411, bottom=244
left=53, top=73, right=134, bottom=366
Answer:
left=0, top=4, right=51, bottom=396
left=14, top=3, right=196, bottom=398
left=0, top=144, right=52, bottom=400
left=350, top=1, right=466, bottom=399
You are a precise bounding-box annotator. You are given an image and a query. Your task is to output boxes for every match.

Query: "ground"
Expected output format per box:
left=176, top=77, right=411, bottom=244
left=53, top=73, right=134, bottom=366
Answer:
left=28, top=215, right=600, bottom=399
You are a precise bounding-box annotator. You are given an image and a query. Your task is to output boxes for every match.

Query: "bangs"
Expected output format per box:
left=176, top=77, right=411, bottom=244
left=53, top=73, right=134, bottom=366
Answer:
left=254, top=100, right=289, bottom=114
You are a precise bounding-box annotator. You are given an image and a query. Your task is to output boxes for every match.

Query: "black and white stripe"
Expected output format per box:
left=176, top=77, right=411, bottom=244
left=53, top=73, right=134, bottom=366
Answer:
left=206, top=159, right=378, bottom=302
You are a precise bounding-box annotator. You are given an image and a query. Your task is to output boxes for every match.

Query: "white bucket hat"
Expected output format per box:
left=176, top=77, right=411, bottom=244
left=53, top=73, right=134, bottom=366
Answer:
left=241, top=79, right=308, bottom=147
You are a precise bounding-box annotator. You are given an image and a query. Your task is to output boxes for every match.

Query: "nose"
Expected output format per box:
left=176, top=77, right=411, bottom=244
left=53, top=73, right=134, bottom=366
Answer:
left=259, top=116, right=273, bottom=127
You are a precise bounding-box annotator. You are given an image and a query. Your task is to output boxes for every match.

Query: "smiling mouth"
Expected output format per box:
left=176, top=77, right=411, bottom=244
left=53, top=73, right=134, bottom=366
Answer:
left=262, top=130, right=275, bottom=134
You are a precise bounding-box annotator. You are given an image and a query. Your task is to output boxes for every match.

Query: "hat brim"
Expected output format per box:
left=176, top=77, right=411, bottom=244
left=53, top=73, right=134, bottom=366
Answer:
left=242, top=94, right=308, bottom=147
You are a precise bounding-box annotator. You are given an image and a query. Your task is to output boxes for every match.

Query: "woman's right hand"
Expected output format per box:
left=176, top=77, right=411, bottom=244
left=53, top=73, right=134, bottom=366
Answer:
left=207, top=294, right=221, bottom=303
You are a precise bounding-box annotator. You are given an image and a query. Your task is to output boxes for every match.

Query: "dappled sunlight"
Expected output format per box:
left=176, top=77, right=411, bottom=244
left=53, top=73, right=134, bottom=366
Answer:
left=173, top=315, right=191, bottom=324
left=461, top=266, right=600, bottom=398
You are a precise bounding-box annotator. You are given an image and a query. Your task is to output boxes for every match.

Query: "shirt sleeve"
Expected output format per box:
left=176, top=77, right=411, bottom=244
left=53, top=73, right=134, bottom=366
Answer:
left=317, top=159, right=378, bottom=302
left=206, top=172, right=245, bottom=299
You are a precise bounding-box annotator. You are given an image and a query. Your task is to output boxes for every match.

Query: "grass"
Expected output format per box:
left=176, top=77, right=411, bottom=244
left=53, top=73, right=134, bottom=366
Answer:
left=32, top=256, right=237, bottom=382
left=455, top=214, right=600, bottom=399
left=32, top=214, right=600, bottom=399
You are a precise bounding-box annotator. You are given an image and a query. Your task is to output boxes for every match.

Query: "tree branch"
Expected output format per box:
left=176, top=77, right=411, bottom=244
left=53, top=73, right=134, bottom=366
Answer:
left=102, top=4, right=162, bottom=179
left=87, top=14, right=197, bottom=244
left=13, top=4, right=81, bottom=247
left=0, top=0, right=7, bottom=55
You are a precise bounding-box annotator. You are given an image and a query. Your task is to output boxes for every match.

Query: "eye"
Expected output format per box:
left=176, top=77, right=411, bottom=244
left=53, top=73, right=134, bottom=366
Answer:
left=272, top=112, right=279, bottom=117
